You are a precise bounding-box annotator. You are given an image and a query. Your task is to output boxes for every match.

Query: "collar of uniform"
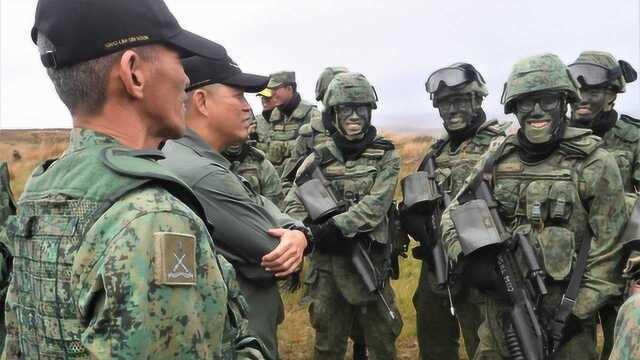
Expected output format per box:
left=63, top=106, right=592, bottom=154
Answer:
left=68, top=128, right=121, bottom=152
left=175, top=128, right=231, bottom=168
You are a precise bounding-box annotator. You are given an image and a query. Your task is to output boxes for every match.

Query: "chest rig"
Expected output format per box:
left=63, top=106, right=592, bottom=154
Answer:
left=265, top=103, right=314, bottom=171
left=491, top=142, right=593, bottom=282
left=3, top=146, right=206, bottom=359
left=601, top=115, right=640, bottom=192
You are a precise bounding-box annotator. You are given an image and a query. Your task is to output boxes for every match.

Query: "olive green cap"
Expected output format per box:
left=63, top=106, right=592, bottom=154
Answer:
left=267, top=71, right=295, bottom=88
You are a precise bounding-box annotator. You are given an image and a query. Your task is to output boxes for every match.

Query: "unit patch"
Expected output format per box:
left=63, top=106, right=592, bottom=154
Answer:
left=154, top=232, right=196, bottom=286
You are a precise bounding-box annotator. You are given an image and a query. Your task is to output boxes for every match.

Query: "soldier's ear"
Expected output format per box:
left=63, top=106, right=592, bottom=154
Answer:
left=118, top=50, right=146, bottom=100
left=192, top=89, right=209, bottom=117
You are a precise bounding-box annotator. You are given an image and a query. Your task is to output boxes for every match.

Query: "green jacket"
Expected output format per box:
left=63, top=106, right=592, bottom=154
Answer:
left=441, top=126, right=627, bottom=320
left=1, top=129, right=248, bottom=359
left=284, top=137, right=400, bottom=304
left=599, top=114, right=640, bottom=193
left=227, top=145, right=284, bottom=207
left=255, top=99, right=321, bottom=176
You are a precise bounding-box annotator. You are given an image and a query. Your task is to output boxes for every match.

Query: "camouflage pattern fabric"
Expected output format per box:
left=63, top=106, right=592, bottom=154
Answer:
left=413, top=120, right=509, bottom=360
left=441, top=127, right=627, bottom=359
left=226, top=145, right=284, bottom=206
left=609, top=293, right=640, bottom=360
left=599, top=115, right=640, bottom=193
left=284, top=137, right=403, bottom=359
left=0, top=161, right=15, bottom=229
left=254, top=100, right=321, bottom=177
left=0, top=161, right=15, bottom=353
left=1, top=129, right=247, bottom=359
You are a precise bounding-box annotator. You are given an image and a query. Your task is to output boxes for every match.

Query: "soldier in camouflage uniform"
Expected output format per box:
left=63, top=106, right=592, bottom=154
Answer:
left=224, top=114, right=284, bottom=206
left=567, top=51, right=638, bottom=360
left=0, top=161, right=15, bottom=229
left=255, top=88, right=277, bottom=154
left=1, top=1, right=263, bottom=358
left=0, top=161, right=15, bottom=352
left=255, top=71, right=322, bottom=177
left=441, top=54, right=627, bottom=360
left=401, top=63, right=509, bottom=360
left=284, top=72, right=403, bottom=359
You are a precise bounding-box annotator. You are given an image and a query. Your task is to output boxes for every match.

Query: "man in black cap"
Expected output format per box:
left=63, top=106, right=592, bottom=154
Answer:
left=2, top=0, right=264, bottom=358
left=161, top=55, right=311, bottom=360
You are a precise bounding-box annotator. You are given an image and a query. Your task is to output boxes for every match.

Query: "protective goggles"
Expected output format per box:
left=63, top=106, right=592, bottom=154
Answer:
left=335, top=104, right=371, bottom=121
left=568, top=62, right=622, bottom=87
left=438, top=95, right=472, bottom=111
left=425, top=66, right=486, bottom=94
left=516, top=93, right=564, bottom=113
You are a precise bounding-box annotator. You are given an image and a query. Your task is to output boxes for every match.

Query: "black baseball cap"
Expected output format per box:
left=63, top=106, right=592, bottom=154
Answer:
left=183, top=56, right=269, bottom=93
left=31, top=0, right=227, bottom=69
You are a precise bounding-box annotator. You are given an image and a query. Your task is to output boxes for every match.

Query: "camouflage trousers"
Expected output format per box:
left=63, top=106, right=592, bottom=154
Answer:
left=413, top=262, right=483, bottom=360
left=473, top=295, right=598, bottom=360
left=308, top=270, right=403, bottom=360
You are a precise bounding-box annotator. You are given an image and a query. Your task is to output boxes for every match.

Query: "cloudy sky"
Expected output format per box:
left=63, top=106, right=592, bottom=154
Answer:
left=1, top=0, right=639, bottom=130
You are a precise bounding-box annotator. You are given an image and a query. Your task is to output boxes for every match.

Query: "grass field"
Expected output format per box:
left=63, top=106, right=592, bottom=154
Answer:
left=0, top=129, right=604, bottom=359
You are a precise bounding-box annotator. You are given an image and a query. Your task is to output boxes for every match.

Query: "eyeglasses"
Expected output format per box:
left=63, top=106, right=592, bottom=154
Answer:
left=335, top=104, right=371, bottom=120
left=425, top=66, right=486, bottom=94
left=516, top=94, right=564, bottom=113
left=438, top=96, right=472, bottom=111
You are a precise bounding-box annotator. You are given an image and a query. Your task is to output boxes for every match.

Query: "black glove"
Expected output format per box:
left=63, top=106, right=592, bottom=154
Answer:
left=461, top=246, right=507, bottom=296
left=399, top=206, right=432, bottom=246
left=308, top=219, right=344, bottom=253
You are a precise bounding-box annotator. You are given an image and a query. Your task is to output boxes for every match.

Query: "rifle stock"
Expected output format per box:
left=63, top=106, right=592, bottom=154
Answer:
left=351, top=242, right=396, bottom=321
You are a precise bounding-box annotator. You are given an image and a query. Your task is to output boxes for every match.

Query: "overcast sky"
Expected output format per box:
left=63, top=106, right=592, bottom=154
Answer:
left=1, top=0, right=639, bottom=129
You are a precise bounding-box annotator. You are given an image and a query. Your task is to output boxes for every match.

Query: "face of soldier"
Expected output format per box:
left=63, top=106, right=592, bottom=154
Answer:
left=270, top=85, right=294, bottom=107
left=438, top=94, right=475, bottom=131
left=335, top=104, right=371, bottom=141
left=205, top=84, right=251, bottom=149
left=516, top=92, right=565, bottom=144
left=142, top=46, right=190, bottom=140
left=261, top=95, right=277, bottom=111
left=571, top=86, right=617, bottom=127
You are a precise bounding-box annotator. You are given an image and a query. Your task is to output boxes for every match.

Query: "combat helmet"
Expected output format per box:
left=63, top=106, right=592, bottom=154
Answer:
left=501, top=53, right=581, bottom=114
left=315, top=66, right=349, bottom=101
left=426, top=63, right=489, bottom=107
left=323, top=72, right=378, bottom=109
left=569, top=51, right=637, bottom=93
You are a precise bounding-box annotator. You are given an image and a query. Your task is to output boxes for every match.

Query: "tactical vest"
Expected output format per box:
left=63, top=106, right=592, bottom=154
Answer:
left=490, top=131, right=601, bottom=283
left=0, top=161, right=15, bottom=227
left=263, top=101, right=317, bottom=174
left=2, top=145, right=213, bottom=358
left=600, top=115, right=640, bottom=192
left=426, top=120, right=509, bottom=197
left=298, top=115, right=331, bottom=157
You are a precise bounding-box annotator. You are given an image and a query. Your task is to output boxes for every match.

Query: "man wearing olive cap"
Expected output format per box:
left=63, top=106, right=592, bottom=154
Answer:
left=1, top=0, right=263, bottom=358
left=255, top=71, right=322, bottom=178
left=161, top=55, right=311, bottom=360
left=255, top=88, right=277, bottom=154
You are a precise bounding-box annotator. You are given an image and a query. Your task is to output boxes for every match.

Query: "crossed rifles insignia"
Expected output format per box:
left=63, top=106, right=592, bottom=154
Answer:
left=168, top=239, right=194, bottom=280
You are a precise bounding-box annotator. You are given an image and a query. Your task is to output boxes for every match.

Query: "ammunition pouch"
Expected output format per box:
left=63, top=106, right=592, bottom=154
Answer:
left=295, top=177, right=342, bottom=223
left=451, top=199, right=503, bottom=255
left=401, top=171, right=441, bottom=209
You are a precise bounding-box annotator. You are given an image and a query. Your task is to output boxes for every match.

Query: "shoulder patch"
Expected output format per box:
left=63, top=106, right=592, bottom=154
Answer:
left=154, top=232, right=197, bottom=286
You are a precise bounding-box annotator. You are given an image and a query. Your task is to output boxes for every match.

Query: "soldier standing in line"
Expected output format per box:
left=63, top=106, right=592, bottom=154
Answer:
left=255, top=88, right=277, bottom=154
left=284, top=72, right=403, bottom=359
left=223, top=113, right=285, bottom=206
left=400, top=63, right=509, bottom=360
left=567, top=50, right=638, bottom=360
left=255, top=71, right=322, bottom=177
left=1, top=0, right=265, bottom=358
left=440, top=54, right=627, bottom=359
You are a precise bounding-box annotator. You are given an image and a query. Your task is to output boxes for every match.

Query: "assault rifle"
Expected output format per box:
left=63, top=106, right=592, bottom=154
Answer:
left=295, top=158, right=396, bottom=321
left=453, top=173, right=549, bottom=360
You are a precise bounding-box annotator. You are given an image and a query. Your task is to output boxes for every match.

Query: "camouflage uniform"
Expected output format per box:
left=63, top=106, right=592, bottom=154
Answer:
left=441, top=54, right=627, bottom=360
left=610, top=293, right=640, bottom=359
left=255, top=71, right=322, bottom=177
left=284, top=73, right=403, bottom=359
left=0, top=161, right=15, bottom=228
left=0, top=161, right=15, bottom=352
left=224, top=144, right=284, bottom=206
left=412, top=120, right=508, bottom=360
left=1, top=130, right=253, bottom=359
left=568, top=51, right=640, bottom=360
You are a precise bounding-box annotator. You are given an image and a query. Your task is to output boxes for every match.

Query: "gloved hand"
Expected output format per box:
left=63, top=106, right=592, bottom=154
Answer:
left=308, top=219, right=344, bottom=253
left=399, top=204, right=432, bottom=246
left=461, top=245, right=506, bottom=296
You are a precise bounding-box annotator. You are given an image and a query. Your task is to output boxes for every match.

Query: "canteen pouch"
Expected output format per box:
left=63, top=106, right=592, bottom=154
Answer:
left=451, top=199, right=502, bottom=255
left=534, top=226, right=575, bottom=281
left=401, top=171, right=441, bottom=209
left=295, top=177, right=342, bottom=223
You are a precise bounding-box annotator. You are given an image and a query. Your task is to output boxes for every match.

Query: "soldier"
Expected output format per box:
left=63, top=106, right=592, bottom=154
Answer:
left=1, top=0, right=264, bottom=358
left=0, top=161, right=15, bottom=351
left=255, top=88, right=277, bottom=154
left=255, top=71, right=322, bottom=177
left=161, top=55, right=311, bottom=360
left=223, top=114, right=284, bottom=206
left=284, top=72, right=403, bottom=359
left=401, top=63, right=509, bottom=360
left=0, top=161, right=15, bottom=229
left=440, top=54, right=626, bottom=359
left=567, top=51, right=638, bottom=360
